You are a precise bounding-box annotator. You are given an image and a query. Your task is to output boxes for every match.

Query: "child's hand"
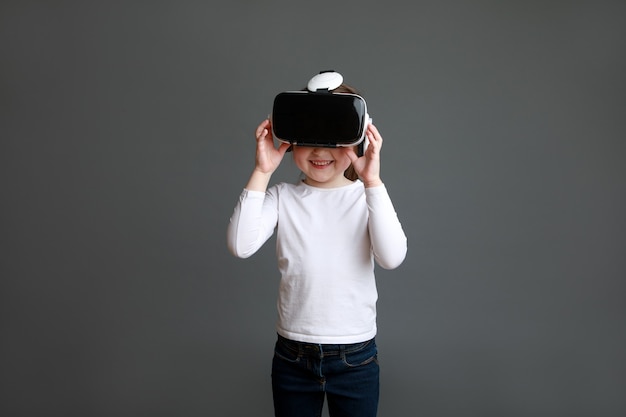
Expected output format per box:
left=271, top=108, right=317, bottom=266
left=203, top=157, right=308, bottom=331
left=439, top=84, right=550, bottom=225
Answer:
left=345, top=124, right=384, bottom=188
left=254, top=119, right=291, bottom=174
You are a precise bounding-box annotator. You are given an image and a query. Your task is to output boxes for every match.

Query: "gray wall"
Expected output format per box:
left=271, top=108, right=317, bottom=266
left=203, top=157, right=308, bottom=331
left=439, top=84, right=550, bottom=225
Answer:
left=1, top=1, right=625, bottom=416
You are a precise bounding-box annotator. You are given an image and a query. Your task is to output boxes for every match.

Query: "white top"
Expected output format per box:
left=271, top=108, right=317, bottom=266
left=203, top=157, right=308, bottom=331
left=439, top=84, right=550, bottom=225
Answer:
left=227, top=180, right=407, bottom=344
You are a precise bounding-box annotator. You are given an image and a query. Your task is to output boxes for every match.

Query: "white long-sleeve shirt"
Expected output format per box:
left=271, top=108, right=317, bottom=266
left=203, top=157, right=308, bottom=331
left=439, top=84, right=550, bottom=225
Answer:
left=227, top=180, right=407, bottom=344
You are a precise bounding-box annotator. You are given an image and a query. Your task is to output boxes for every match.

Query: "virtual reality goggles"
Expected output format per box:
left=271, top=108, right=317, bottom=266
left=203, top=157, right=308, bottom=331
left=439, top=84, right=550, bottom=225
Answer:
left=271, top=71, right=371, bottom=149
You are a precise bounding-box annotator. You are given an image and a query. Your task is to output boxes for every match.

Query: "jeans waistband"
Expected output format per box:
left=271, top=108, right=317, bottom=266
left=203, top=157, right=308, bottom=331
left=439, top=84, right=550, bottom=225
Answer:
left=277, top=334, right=375, bottom=357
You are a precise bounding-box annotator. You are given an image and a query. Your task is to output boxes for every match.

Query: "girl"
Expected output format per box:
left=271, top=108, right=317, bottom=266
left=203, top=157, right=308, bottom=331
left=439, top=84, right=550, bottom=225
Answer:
left=227, top=80, right=407, bottom=417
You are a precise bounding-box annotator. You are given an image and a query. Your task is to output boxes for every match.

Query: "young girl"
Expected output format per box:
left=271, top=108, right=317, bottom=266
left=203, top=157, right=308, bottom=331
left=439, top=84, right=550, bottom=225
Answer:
left=227, top=80, right=407, bottom=417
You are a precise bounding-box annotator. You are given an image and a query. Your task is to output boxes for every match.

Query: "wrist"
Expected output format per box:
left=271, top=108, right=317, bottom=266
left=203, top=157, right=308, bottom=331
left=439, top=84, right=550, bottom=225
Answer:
left=362, top=178, right=383, bottom=188
left=246, top=169, right=273, bottom=191
left=253, top=166, right=274, bottom=176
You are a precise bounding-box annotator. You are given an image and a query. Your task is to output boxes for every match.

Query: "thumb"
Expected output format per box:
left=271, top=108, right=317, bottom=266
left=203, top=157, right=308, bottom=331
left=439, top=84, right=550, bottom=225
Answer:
left=277, top=142, right=291, bottom=156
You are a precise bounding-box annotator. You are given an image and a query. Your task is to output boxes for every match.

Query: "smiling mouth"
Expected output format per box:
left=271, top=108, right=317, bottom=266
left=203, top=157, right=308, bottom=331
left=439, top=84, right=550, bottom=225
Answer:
left=310, top=160, right=333, bottom=167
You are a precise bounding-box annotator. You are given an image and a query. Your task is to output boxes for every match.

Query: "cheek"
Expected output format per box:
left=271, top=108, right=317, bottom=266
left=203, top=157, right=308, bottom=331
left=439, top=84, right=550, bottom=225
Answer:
left=333, top=150, right=353, bottom=169
left=291, top=149, right=311, bottom=170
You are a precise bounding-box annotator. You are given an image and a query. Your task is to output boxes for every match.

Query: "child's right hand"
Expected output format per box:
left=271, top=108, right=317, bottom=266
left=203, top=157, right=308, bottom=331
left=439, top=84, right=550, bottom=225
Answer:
left=253, top=119, right=291, bottom=174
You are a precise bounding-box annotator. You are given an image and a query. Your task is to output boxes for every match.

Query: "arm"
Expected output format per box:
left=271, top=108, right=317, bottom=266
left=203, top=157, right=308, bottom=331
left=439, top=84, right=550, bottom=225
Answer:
left=226, top=119, right=289, bottom=257
left=366, top=185, right=407, bottom=269
left=227, top=188, right=278, bottom=258
left=345, top=124, right=407, bottom=268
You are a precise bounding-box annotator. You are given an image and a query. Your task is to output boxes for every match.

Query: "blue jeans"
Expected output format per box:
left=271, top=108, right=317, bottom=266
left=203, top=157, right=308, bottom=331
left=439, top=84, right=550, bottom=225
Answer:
left=271, top=334, right=379, bottom=417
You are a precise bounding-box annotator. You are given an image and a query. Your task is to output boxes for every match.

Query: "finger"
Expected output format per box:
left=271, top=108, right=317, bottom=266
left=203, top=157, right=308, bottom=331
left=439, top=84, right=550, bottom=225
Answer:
left=368, top=124, right=383, bottom=142
left=255, top=119, right=270, bottom=139
left=255, top=126, right=265, bottom=140
left=366, top=126, right=383, bottom=152
left=256, top=128, right=268, bottom=141
left=366, top=131, right=379, bottom=150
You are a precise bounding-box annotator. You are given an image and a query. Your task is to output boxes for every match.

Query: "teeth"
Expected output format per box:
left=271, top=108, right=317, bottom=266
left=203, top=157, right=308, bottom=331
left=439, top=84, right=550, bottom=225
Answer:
left=311, top=161, right=332, bottom=166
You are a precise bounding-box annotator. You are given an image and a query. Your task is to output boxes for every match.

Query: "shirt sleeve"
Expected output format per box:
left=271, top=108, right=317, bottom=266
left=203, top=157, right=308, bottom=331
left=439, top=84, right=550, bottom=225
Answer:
left=226, top=188, right=279, bottom=258
left=365, top=184, right=408, bottom=269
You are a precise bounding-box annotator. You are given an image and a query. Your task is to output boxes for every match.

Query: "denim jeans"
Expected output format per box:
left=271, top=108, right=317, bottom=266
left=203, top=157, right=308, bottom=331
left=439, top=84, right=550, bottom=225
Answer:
left=271, top=334, right=379, bottom=417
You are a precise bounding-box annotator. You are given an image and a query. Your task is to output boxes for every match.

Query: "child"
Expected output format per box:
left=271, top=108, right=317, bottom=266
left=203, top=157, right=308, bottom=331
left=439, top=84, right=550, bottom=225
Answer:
left=227, top=79, right=407, bottom=417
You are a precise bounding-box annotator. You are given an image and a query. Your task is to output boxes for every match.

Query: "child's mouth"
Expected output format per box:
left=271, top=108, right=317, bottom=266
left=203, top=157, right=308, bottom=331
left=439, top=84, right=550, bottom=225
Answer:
left=310, top=160, right=333, bottom=168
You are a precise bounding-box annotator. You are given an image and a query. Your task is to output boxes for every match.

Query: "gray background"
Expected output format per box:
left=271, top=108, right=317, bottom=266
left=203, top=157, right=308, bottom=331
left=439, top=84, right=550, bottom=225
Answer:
left=1, top=1, right=625, bottom=416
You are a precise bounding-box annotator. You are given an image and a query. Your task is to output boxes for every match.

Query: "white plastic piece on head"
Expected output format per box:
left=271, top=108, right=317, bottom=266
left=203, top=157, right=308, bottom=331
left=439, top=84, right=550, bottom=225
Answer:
left=362, top=114, right=372, bottom=153
left=307, top=71, right=344, bottom=91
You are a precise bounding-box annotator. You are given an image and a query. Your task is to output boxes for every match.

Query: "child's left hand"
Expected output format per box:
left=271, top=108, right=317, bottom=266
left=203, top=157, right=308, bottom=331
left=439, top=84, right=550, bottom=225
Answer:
left=344, top=124, right=384, bottom=188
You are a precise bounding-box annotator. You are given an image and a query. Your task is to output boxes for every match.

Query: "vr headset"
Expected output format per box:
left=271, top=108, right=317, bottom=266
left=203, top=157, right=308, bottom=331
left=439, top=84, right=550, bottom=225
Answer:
left=271, top=71, right=371, bottom=155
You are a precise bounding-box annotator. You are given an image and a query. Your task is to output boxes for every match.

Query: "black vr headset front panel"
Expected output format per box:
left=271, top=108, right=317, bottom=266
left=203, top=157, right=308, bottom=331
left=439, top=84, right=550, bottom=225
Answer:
left=272, top=92, right=367, bottom=147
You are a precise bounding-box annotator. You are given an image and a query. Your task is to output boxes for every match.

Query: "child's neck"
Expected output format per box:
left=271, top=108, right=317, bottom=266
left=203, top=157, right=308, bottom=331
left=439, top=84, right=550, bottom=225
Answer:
left=303, top=176, right=355, bottom=189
